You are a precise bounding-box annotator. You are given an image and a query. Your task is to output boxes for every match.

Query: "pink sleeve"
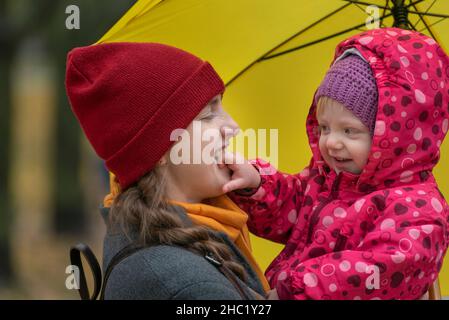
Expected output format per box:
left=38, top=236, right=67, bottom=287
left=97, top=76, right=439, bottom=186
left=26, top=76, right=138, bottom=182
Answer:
left=229, top=158, right=307, bottom=244
left=274, top=199, right=447, bottom=300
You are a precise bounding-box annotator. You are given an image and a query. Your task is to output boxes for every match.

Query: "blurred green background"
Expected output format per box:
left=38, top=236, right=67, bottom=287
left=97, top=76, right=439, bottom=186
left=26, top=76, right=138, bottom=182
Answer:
left=0, top=0, right=136, bottom=299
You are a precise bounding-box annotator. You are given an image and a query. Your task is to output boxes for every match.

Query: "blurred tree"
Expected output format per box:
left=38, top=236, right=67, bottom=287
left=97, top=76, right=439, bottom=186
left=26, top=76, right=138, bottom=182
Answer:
left=0, top=0, right=135, bottom=284
left=44, top=0, right=135, bottom=234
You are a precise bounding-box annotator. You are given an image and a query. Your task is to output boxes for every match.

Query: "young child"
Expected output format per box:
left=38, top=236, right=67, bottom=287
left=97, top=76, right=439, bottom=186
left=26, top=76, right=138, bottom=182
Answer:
left=222, top=28, right=449, bottom=300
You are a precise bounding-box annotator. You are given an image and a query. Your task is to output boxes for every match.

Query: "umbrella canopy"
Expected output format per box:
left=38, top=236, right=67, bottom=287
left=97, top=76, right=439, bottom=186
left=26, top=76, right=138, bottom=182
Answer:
left=97, top=0, right=449, bottom=295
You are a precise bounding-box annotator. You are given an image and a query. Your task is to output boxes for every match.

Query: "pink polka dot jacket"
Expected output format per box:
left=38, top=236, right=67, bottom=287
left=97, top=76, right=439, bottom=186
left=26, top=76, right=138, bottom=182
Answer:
left=229, top=28, right=449, bottom=300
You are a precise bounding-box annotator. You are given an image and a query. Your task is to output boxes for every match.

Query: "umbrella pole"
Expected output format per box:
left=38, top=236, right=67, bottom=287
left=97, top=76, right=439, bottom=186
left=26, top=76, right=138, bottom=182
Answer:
left=392, top=0, right=411, bottom=29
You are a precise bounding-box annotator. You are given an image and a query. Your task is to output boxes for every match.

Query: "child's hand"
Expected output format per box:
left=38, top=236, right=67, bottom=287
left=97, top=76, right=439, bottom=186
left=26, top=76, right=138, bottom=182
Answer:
left=220, top=152, right=261, bottom=193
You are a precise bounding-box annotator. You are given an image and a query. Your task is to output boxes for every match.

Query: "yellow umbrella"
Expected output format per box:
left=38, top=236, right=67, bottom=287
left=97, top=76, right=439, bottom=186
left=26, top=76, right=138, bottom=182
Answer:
left=97, top=0, right=449, bottom=295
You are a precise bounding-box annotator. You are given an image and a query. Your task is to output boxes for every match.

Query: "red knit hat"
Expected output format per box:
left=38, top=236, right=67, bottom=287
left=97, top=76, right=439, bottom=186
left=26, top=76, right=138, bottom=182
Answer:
left=65, top=42, right=225, bottom=189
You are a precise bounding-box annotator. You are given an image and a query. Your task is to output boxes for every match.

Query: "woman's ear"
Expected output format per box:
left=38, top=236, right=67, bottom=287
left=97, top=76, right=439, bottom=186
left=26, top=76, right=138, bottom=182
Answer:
left=158, top=153, right=168, bottom=166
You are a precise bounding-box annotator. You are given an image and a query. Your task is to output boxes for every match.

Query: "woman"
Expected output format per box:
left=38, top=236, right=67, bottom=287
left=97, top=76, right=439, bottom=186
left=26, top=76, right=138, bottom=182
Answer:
left=65, top=42, right=270, bottom=299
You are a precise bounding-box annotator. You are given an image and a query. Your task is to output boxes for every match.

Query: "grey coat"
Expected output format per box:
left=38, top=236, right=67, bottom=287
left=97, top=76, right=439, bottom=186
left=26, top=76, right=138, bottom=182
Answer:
left=100, top=205, right=266, bottom=300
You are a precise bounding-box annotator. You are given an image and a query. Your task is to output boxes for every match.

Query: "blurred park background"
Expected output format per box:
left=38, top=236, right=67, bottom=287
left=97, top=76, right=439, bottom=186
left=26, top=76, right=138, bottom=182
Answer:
left=1, top=0, right=449, bottom=299
left=0, top=0, right=136, bottom=299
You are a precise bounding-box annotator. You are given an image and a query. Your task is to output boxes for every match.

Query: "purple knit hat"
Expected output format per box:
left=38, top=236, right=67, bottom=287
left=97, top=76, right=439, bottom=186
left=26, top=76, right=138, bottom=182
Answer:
left=315, top=54, right=378, bottom=135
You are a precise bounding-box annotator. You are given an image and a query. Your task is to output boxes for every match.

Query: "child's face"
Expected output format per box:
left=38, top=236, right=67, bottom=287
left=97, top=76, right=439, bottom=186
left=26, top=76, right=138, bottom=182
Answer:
left=316, top=97, right=372, bottom=175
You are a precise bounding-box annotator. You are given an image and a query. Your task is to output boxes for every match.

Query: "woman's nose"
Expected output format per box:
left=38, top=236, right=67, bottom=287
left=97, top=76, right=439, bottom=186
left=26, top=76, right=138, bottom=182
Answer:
left=221, top=112, right=240, bottom=138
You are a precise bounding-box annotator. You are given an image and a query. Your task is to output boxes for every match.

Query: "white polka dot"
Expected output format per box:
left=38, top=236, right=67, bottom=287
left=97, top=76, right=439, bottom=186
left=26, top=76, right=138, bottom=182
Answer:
left=425, top=38, right=436, bottom=45
left=405, top=71, right=415, bottom=84
left=414, top=128, right=423, bottom=141
left=422, top=224, right=434, bottom=234
left=355, top=262, right=368, bottom=273
left=391, top=251, right=406, bottom=264
left=417, top=190, right=426, bottom=195
left=401, top=30, right=412, bottom=35
left=421, top=72, right=429, bottom=80
left=439, top=60, right=443, bottom=68
left=426, top=51, right=433, bottom=59
left=304, top=273, right=318, bottom=287
left=406, top=197, right=412, bottom=202
left=381, top=218, right=395, bottom=231
left=387, top=30, right=398, bottom=36
left=407, top=144, right=417, bottom=154
left=418, top=271, right=425, bottom=279
left=400, top=171, right=414, bottom=183
left=431, top=198, right=443, bottom=213
left=391, top=96, right=397, bottom=102
left=300, top=168, right=310, bottom=177
left=393, top=137, right=399, bottom=143
left=441, top=81, right=445, bottom=89
left=401, top=158, right=415, bottom=169
left=405, top=276, right=411, bottom=283
left=401, top=111, right=407, bottom=117
left=354, top=199, right=366, bottom=213
left=415, top=253, right=420, bottom=262
left=288, top=209, right=297, bottom=223
left=415, top=89, right=426, bottom=104
left=277, top=271, right=287, bottom=281
left=329, top=242, right=335, bottom=249
left=323, top=216, right=334, bottom=228
left=442, top=119, right=448, bottom=134
left=333, top=207, right=347, bottom=218
left=329, top=283, right=337, bottom=292
left=397, top=44, right=407, bottom=53
left=359, top=36, right=374, bottom=45
left=375, top=121, right=386, bottom=136
left=413, top=211, right=420, bottom=217
left=373, top=151, right=382, bottom=159
left=353, top=296, right=361, bottom=300
left=339, top=260, right=351, bottom=272
left=400, top=56, right=410, bottom=67
left=408, top=229, right=420, bottom=240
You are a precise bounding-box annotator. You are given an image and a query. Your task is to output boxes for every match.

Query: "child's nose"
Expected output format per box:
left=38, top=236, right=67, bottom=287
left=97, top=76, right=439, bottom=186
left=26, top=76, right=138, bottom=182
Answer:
left=326, top=133, right=344, bottom=150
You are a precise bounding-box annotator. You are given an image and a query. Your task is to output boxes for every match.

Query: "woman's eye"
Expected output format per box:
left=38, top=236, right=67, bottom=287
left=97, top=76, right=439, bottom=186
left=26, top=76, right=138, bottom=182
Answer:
left=201, top=114, right=215, bottom=120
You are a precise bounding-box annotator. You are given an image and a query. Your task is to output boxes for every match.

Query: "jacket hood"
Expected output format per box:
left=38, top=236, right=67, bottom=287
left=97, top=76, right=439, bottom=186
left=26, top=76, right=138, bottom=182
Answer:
left=306, top=27, right=449, bottom=193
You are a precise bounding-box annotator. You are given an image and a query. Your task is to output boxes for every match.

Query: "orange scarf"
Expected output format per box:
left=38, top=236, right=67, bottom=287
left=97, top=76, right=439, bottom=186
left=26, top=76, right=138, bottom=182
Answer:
left=103, top=174, right=270, bottom=293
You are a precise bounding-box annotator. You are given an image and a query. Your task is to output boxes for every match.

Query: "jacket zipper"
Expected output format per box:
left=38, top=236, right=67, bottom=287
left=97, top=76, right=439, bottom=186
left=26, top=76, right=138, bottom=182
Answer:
left=306, top=173, right=342, bottom=245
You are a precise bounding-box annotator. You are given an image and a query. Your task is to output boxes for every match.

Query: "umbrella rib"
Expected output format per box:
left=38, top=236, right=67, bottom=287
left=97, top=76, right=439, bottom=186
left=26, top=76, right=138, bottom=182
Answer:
left=380, top=0, right=391, bottom=28
left=410, top=3, right=436, bottom=39
left=418, top=17, right=446, bottom=33
left=412, top=0, right=436, bottom=29
left=225, top=3, right=351, bottom=86
left=260, top=0, right=425, bottom=61
left=261, top=13, right=393, bottom=61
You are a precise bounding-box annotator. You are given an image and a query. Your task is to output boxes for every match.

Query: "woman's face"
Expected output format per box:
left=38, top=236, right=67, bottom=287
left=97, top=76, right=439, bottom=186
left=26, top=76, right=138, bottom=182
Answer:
left=163, top=94, right=240, bottom=203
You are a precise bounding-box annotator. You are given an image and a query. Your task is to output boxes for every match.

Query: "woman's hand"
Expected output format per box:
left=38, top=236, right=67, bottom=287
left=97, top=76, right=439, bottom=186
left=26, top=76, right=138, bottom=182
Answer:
left=220, top=152, right=261, bottom=193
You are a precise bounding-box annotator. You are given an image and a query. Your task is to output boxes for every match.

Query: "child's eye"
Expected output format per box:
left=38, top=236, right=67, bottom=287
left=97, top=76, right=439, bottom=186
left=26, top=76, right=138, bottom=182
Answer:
left=344, top=128, right=357, bottom=135
left=318, top=125, right=329, bottom=134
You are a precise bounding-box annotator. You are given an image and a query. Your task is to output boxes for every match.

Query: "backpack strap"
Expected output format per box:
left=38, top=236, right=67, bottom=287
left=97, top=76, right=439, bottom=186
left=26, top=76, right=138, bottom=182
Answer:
left=69, top=243, right=102, bottom=300
left=70, top=243, right=256, bottom=300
